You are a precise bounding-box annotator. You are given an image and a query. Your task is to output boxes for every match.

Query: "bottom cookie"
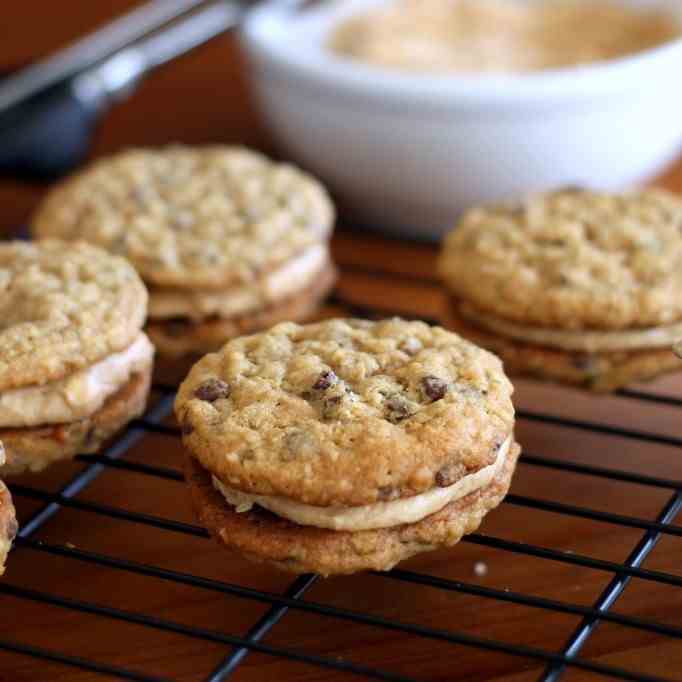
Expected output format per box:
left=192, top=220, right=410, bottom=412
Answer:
left=444, top=306, right=681, bottom=392
left=185, top=442, right=520, bottom=576
left=148, top=264, right=337, bottom=357
left=0, top=480, right=17, bottom=576
left=0, top=367, right=152, bottom=476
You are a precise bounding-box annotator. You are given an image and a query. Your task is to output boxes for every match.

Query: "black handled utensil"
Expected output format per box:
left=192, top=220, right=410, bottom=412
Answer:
left=0, top=0, right=246, bottom=179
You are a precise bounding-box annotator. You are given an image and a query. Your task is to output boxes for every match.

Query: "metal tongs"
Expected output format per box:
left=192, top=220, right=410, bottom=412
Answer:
left=0, top=0, right=253, bottom=178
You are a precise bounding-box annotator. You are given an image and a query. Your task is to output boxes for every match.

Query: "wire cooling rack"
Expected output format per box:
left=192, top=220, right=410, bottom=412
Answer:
left=1, top=237, right=682, bottom=682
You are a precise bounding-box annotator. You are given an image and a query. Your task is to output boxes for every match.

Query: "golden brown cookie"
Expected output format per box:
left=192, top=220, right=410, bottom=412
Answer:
left=438, top=189, right=682, bottom=391
left=445, top=305, right=681, bottom=392
left=0, top=480, right=16, bottom=576
left=147, top=262, right=337, bottom=357
left=0, top=240, right=147, bottom=391
left=0, top=443, right=17, bottom=575
left=31, top=146, right=337, bottom=356
left=176, top=318, right=519, bottom=575
left=0, top=368, right=151, bottom=476
left=0, top=241, right=153, bottom=475
left=185, top=443, right=520, bottom=576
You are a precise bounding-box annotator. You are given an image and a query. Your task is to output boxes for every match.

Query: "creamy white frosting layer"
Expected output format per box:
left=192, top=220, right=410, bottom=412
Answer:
left=149, top=244, right=329, bottom=321
left=460, top=304, right=682, bottom=353
left=0, top=333, right=154, bottom=428
left=212, top=437, right=510, bottom=531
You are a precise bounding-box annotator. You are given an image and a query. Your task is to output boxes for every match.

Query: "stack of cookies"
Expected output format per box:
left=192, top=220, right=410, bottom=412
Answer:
left=0, top=241, right=153, bottom=475
left=176, top=318, right=520, bottom=576
left=32, top=146, right=337, bottom=357
left=0, top=443, right=17, bottom=576
left=439, top=188, right=682, bottom=391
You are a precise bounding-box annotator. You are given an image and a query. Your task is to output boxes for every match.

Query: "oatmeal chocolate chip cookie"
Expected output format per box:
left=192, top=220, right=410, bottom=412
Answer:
left=32, top=146, right=334, bottom=289
left=146, top=260, right=337, bottom=358
left=0, top=241, right=154, bottom=475
left=0, top=240, right=147, bottom=391
left=0, top=443, right=17, bottom=575
left=176, top=318, right=519, bottom=574
left=439, top=188, right=682, bottom=330
left=32, top=146, right=337, bottom=355
left=445, top=306, right=682, bottom=393
left=1, top=369, right=151, bottom=476
left=438, top=189, right=682, bottom=391
left=185, top=441, right=520, bottom=576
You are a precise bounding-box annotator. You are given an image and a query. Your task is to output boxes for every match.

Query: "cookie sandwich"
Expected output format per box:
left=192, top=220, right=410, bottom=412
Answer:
left=32, top=146, right=337, bottom=357
left=176, top=318, right=520, bottom=576
left=0, top=241, right=153, bottom=475
left=0, top=443, right=17, bottom=575
left=439, top=188, right=682, bottom=392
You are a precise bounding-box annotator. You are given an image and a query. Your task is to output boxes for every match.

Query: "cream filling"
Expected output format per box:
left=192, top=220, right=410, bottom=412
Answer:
left=149, top=244, right=329, bottom=321
left=0, top=333, right=154, bottom=428
left=212, top=437, right=510, bottom=532
left=460, top=304, right=682, bottom=353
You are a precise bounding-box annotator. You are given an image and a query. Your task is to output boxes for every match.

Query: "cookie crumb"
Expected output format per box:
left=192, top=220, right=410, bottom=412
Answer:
left=474, top=561, right=488, bottom=577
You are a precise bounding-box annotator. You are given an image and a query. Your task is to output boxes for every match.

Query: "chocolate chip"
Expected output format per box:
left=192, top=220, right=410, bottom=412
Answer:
left=181, top=419, right=194, bottom=435
left=571, top=354, right=600, bottom=374
left=435, top=463, right=466, bottom=488
left=385, top=396, right=413, bottom=423
left=378, top=486, right=396, bottom=501
left=5, top=518, right=18, bottom=542
left=313, top=370, right=337, bottom=391
left=421, top=376, right=448, bottom=402
left=195, top=378, right=231, bottom=402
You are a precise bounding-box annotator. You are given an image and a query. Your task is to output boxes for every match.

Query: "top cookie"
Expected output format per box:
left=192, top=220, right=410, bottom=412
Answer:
left=32, top=146, right=335, bottom=290
left=175, top=318, right=515, bottom=507
left=0, top=240, right=147, bottom=391
left=438, top=189, right=682, bottom=330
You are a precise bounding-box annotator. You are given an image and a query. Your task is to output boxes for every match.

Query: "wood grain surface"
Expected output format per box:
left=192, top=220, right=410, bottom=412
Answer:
left=1, top=3, right=682, bottom=682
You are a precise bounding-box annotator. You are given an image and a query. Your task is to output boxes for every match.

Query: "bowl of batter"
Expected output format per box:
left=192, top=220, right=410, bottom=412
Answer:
left=240, top=0, right=682, bottom=239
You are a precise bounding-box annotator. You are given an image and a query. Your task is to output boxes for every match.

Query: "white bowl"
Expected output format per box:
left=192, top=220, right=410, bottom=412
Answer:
left=239, top=0, right=682, bottom=240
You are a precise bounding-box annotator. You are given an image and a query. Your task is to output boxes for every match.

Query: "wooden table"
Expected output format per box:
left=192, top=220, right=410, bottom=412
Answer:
left=1, top=4, right=682, bottom=682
